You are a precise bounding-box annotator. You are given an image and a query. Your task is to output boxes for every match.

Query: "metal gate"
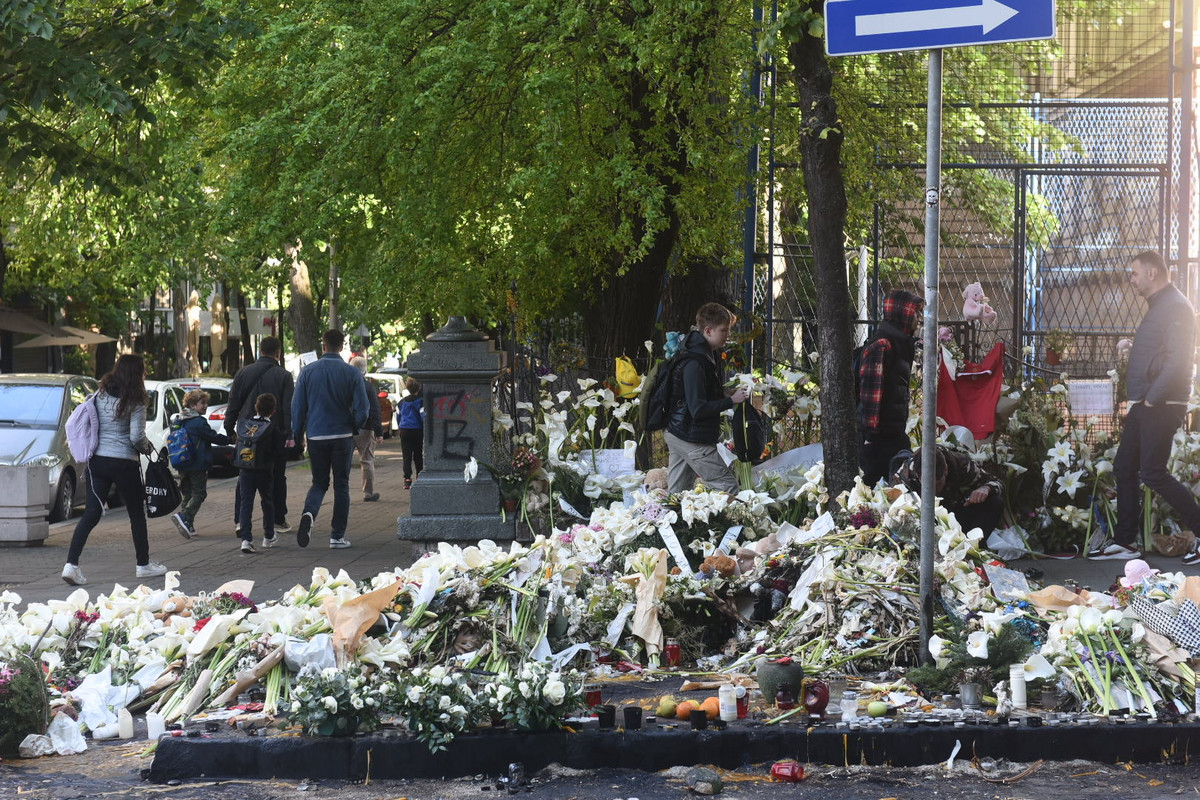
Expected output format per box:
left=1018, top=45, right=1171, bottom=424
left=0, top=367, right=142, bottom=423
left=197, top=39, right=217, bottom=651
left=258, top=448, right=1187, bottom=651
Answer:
left=1016, top=166, right=1167, bottom=377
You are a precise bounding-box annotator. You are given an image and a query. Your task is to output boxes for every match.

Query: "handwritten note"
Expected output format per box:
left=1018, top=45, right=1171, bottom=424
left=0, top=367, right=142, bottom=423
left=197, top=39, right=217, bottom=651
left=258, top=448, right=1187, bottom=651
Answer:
left=1067, top=380, right=1114, bottom=416
left=579, top=449, right=636, bottom=477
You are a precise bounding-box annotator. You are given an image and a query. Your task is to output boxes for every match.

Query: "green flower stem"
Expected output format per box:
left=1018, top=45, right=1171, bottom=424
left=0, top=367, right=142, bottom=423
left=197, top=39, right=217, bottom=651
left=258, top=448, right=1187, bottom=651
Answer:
left=1106, top=622, right=1155, bottom=717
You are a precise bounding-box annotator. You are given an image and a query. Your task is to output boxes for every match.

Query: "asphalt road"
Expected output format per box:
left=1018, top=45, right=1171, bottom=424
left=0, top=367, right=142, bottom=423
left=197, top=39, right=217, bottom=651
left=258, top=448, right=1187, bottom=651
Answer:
left=5, top=742, right=1200, bottom=800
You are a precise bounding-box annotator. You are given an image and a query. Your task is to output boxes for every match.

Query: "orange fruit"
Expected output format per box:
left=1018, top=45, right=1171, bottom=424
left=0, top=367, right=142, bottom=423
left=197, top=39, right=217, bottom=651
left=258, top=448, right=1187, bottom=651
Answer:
left=675, top=700, right=697, bottom=720
left=700, top=696, right=721, bottom=720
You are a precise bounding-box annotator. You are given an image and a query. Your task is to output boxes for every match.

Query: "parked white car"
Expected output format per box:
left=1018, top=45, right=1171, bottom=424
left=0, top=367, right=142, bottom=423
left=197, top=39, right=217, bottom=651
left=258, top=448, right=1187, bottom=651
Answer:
left=144, top=378, right=234, bottom=470
left=0, top=374, right=98, bottom=521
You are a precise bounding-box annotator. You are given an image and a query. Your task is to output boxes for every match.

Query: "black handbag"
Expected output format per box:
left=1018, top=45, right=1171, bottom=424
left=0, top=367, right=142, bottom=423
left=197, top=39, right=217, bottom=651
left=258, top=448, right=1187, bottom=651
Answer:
left=144, top=451, right=181, bottom=518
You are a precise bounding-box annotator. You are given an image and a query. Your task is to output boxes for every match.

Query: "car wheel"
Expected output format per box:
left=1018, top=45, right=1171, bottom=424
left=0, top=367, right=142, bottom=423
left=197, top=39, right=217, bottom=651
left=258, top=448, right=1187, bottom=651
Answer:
left=50, top=469, right=76, bottom=522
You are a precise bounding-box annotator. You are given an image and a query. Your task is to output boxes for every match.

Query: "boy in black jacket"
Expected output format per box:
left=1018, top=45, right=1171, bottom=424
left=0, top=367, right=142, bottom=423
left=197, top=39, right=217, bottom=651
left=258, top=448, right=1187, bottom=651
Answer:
left=664, top=303, right=749, bottom=494
left=235, top=393, right=285, bottom=553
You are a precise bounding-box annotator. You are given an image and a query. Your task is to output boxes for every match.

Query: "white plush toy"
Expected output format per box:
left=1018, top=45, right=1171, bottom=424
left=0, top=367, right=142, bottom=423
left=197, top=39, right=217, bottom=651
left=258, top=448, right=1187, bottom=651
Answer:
left=961, top=282, right=997, bottom=325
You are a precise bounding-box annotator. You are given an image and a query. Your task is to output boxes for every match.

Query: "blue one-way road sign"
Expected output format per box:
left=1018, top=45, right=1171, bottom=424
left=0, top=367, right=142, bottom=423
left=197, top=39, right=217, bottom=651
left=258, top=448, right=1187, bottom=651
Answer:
left=825, top=0, right=1056, bottom=56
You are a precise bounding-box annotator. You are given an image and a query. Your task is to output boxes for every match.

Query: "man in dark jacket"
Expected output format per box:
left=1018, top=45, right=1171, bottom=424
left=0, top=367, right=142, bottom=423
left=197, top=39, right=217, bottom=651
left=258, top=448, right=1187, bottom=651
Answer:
left=226, top=336, right=295, bottom=535
left=292, top=330, right=370, bottom=549
left=1091, top=251, right=1200, bottom=563
left=664, top=303, right=749, bottom=494
left=857, top=289, right=924, bottom=486
left=895, top=445, right=1004, bottom=536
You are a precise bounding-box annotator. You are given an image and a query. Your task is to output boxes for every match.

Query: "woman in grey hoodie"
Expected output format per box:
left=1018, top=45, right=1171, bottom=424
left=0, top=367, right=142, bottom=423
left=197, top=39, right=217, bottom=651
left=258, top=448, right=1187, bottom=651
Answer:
left=62, top=355, right=166, bottom=586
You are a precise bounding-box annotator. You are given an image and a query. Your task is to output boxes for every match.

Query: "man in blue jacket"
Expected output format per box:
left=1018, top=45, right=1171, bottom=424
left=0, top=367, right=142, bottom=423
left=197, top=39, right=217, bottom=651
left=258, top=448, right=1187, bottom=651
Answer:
left=292, top=330, right=370, bottom=549
left=1091, top=251, right=1200, bottom=563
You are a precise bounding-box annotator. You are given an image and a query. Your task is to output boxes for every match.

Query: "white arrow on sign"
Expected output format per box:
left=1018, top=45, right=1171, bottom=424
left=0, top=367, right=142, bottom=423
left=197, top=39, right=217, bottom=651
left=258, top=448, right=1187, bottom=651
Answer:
left=855, top=0, right=1019, bottom=37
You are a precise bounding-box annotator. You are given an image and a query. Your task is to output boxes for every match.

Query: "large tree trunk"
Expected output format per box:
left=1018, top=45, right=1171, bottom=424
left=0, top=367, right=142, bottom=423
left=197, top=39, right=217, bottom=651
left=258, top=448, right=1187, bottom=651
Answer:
left=788, top=8, right=857, bottom=503
left=287, top=243, right=321, bottom=356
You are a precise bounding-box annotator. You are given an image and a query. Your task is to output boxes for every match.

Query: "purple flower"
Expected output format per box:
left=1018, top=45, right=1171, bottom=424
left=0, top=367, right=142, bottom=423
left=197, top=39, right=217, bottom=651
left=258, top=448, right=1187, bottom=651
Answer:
left=640, top=502, right=667, bottom=522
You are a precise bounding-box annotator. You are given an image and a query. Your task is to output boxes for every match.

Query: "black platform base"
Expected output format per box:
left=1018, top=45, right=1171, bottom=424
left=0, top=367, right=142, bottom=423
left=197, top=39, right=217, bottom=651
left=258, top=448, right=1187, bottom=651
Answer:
left=149, top=721, right=1200, bottom=783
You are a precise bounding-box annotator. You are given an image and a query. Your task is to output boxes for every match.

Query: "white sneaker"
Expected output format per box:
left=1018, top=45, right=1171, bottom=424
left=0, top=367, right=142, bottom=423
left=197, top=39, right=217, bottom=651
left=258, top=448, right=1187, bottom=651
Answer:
left=240, top=540, right=258, bottom=554
left=329, top=538, right=352, bottom=550
left=1087, top=542, right=1141, bottom=560
left=61, top=564, right=87, bottom=586
left=274, top=518, right=292, bottom=533
left=262, top=535, right=278, bottom=549
left=136, top=561, right=168, bottom=579
left=171, top=513, right=194, bottom=540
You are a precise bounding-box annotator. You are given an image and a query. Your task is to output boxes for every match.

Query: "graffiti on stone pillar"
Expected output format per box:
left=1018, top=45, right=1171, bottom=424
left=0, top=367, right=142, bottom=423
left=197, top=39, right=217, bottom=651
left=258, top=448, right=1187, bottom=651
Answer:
left=427, top=388, right=478, bottom=461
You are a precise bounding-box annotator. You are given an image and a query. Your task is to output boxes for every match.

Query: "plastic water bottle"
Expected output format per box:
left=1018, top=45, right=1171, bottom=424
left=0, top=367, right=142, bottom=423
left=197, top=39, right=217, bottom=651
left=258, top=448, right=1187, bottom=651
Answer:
left=841, top=690, right=858, bottom=721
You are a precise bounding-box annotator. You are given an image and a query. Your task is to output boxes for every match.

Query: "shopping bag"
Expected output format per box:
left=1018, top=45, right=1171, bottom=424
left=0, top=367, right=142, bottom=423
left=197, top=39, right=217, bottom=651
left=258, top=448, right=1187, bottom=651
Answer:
left=144, top=452, right=181, bottom=518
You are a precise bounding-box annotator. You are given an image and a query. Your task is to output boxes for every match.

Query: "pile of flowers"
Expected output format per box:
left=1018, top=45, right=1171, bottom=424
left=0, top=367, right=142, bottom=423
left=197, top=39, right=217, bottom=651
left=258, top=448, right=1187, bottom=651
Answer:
left=10, top=341, right=1200, bottom=749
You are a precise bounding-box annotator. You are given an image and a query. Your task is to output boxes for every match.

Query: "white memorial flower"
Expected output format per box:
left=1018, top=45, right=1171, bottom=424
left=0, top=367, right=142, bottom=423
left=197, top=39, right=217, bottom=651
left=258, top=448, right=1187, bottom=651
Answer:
left=1055, top=469, right=1085, bottom=499
left=322, top=696, right=339, bottom=714
left=966, top=630, right=989, bottom=659
left=543, top=677, right=566, bottom=705
left=464, top=457, right=479, bottom=483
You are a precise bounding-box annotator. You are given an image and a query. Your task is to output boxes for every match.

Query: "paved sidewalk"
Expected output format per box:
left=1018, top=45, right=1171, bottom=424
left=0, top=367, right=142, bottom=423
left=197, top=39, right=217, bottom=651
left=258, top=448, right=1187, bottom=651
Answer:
left=4, top=436, right=1200, bottom=609
left=2, top=438, right=425, bottom=609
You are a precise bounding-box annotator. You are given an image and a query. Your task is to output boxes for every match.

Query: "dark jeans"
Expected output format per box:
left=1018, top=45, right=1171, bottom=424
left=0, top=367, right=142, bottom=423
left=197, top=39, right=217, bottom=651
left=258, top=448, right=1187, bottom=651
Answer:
left=234, top=456, right=288, bottom=527
left=304, top=437, right=353, bottom=539
left=178, top=470, right=208, bottom=526
left=1114, top=402, right=1200, bottom=546
left=400, top=427, right=424, bottom=480
left=68, top=455, right=150, bottom=567
left=237, top=468, right=275, bottom=540
left=948, top=491, right=1005, bottom=537
left=859, top=432, right=910, bottom=487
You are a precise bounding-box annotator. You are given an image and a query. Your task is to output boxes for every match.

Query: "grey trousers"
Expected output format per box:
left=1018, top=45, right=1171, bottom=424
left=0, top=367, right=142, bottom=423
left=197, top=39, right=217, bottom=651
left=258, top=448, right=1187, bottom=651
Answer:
left=664, top=430, right=739, bottom=494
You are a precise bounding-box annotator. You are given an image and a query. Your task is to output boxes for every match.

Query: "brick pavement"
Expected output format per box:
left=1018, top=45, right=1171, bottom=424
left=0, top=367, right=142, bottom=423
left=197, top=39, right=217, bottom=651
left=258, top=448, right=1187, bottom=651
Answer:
left=2, top=438, right=425, bottom=609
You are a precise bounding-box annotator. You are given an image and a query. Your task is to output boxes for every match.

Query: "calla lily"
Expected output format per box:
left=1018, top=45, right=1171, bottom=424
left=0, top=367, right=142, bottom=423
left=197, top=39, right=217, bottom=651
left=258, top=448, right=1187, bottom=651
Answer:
left=464, top=457, right=479, bottom=483
left=1078, top=607, right=1103, bottom=634
left=966, top=630, right=990, bottom=659
left=928, top=634, right=947, bottom=659
left=1023, top=653, right=1057, bottom=680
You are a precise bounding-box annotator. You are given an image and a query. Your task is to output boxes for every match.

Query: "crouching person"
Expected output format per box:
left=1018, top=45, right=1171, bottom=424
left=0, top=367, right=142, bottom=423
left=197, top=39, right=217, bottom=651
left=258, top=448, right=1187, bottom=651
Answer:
left=895, top=444, right=1004, bottom=536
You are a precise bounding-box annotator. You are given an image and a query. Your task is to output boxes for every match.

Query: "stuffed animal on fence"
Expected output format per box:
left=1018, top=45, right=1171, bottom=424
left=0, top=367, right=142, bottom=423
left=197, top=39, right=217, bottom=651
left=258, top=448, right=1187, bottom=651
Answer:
left=961, top=282, right=997, bottom=325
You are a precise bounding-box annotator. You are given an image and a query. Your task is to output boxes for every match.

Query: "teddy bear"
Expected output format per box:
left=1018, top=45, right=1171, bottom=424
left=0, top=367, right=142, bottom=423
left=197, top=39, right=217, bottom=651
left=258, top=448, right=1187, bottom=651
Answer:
left=643, top=467, right=668, bottom=493
left=699, top=554, right=737, bottom=578
left=155, top=595, right=193, bottom=623
left=961, top=282, right=997, bottom=326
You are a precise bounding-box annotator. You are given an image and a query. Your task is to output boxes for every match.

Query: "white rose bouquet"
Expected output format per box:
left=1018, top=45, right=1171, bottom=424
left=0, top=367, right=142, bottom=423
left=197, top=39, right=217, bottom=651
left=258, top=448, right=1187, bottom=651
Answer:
left=288, top=663, right=383, bottom=736
left=484, top=662, right=584, bottom=731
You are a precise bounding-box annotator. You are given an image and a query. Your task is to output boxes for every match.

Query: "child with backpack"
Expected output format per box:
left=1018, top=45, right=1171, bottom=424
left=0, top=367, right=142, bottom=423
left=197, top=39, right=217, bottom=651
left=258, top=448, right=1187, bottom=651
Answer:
left=234, top=392, right=285, bottom=553
left=169, top=389, right=230, bottom=540
left=662, top=303, right=749, bottom=494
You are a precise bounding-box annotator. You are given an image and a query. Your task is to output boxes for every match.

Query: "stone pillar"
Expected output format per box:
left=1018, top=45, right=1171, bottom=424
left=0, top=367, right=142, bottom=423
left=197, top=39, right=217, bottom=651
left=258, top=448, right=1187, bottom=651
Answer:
left=397, top=317, right=514, bottom=547
left=0, top=466, right=50, bottom=546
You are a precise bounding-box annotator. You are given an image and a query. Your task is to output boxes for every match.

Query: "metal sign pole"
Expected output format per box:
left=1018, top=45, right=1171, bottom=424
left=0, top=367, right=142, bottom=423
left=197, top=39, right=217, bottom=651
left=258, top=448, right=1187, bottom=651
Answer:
left=919, top=47, right=943, bottom=663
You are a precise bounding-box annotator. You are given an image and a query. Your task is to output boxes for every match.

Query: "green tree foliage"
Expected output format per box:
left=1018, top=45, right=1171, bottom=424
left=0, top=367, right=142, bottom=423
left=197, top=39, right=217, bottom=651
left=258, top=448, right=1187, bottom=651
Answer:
left=203, top=0, right=758, bottom=355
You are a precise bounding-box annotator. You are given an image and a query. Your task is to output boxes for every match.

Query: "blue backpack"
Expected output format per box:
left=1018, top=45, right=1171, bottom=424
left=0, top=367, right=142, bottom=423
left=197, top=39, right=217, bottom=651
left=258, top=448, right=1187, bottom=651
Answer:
left=167, top=422, right=196, bottom=469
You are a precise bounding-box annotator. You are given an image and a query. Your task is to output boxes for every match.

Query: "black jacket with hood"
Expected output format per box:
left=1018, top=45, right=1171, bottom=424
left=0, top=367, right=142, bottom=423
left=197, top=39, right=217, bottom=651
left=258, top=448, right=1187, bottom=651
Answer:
left=666, top=329, right=733, bottom=445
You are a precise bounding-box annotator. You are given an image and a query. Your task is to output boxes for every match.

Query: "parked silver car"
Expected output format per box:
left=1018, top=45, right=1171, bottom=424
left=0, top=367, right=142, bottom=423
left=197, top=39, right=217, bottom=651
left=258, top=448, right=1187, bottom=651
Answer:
left=0, top=374, right=98, bottom=521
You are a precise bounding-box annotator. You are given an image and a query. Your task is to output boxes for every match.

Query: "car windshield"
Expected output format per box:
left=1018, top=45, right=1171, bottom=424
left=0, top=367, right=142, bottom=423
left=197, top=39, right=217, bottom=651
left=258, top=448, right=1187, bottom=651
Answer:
left=0, top=385, right=64, bottom=427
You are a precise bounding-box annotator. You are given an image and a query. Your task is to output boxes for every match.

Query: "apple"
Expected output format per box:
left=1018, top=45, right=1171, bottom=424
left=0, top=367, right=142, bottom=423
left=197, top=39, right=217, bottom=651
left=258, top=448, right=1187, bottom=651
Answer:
left=866, top=701, right=888, bottom=718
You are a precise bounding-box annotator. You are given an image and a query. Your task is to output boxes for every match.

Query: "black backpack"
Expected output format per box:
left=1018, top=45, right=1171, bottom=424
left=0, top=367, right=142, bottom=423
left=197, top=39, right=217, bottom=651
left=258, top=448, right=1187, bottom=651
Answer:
left=233, top=416, right=273, bottom=470
left=639, top=351, right=701, bottom=432
left=732, top=402, right=769, bottom=464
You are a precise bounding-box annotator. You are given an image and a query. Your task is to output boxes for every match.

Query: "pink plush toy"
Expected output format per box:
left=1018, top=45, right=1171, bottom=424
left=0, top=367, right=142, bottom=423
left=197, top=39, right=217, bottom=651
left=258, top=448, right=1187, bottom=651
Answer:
left=961, top=282, right=997, bottom=325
